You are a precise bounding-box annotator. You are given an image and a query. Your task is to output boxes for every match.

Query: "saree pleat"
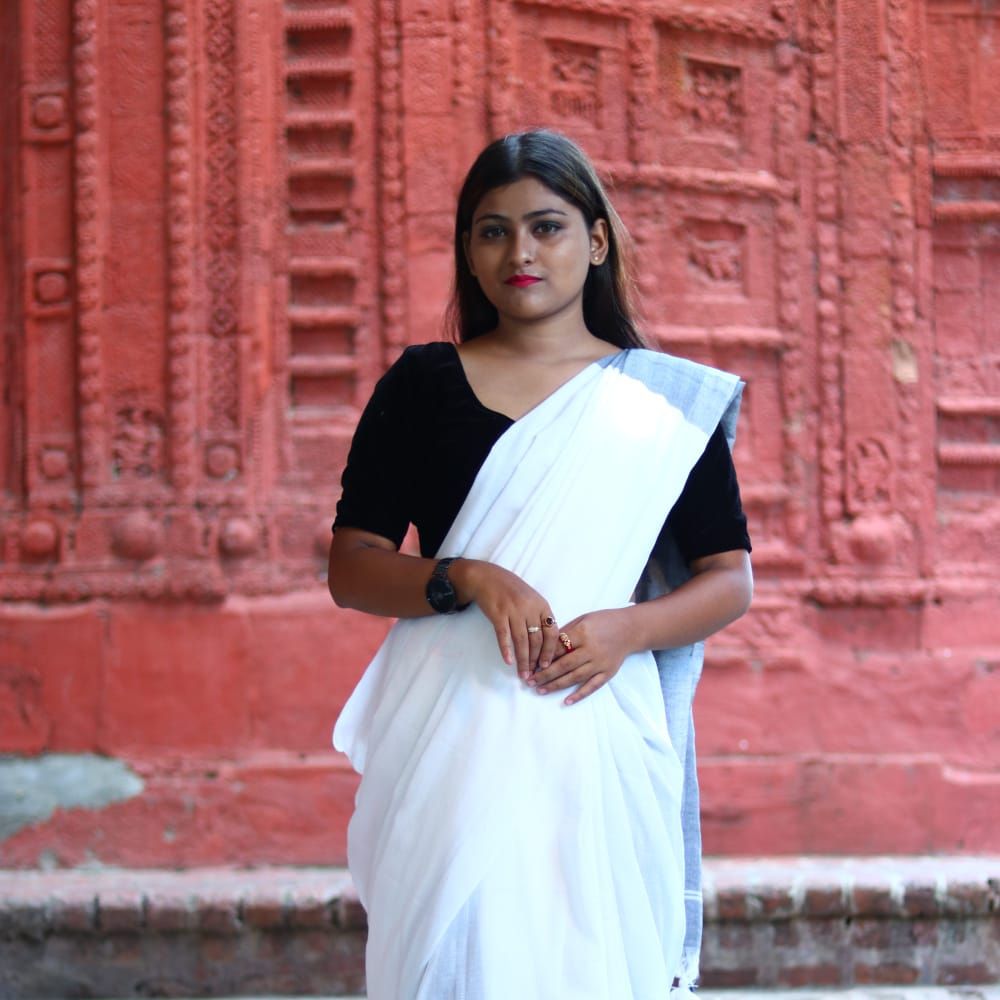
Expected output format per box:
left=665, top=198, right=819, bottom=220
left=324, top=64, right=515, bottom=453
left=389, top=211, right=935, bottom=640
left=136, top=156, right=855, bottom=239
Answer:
left=334, top=351, right=742, bottom=999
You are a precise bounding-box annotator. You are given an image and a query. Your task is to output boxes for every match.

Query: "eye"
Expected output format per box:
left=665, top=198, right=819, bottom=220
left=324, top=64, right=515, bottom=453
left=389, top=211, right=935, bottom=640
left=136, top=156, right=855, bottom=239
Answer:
left=534, top=221, right=562, bottom=235
left=477, top=225, right=506, bottom=240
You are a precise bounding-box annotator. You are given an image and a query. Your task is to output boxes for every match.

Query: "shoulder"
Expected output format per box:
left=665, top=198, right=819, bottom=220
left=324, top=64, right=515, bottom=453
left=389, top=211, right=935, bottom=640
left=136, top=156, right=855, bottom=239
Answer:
left=396, top=341, right=457, bottom=367
left=375, top=341, right=457, bottom=393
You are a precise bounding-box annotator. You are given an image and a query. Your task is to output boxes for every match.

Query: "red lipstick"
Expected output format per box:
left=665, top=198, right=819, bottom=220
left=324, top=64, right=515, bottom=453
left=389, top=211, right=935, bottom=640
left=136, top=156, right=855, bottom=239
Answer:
left=505, top=274, right=542, bottom=287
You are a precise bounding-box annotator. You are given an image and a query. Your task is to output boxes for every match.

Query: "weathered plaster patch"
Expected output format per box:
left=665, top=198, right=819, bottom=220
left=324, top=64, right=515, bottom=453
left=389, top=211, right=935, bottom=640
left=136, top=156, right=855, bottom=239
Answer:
left=0, top=754, right=144, bottom=840
left=891, top=338, right=919, bottom=384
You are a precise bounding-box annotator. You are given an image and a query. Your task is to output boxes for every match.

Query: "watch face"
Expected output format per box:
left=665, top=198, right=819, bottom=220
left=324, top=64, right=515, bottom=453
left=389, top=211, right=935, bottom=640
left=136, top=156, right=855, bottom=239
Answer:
left=427, top=574, right=456, bottom=613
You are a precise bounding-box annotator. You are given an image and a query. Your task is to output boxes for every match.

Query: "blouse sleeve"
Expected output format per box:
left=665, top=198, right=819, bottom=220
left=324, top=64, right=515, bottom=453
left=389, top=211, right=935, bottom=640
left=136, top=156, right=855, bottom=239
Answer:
left=661, top=423, right=752, bottom=564
left=332, top=348, right=417, bottom=548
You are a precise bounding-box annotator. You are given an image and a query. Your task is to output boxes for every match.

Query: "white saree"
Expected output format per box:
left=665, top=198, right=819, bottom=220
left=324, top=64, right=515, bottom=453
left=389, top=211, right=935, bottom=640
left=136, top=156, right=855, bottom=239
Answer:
left=334, top=348, right=743, bottom=1000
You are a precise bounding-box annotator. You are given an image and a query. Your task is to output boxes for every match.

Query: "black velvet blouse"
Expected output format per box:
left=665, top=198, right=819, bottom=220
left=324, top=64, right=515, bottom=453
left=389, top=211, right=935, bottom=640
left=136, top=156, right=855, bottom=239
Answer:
left=333, top=342, right=751, bottom=563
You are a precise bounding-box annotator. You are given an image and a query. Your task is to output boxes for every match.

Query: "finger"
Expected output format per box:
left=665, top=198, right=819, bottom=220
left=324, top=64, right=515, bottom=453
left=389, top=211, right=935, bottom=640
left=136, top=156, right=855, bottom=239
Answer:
left=530, top=650, right=585, bottom=689
left=536, top=662, right=593, bottom=695
left=493, top=619, right=513, bottom=666
left=537, top=615, right=559, bottom=671
left=538, top=661, right=596, bottom=694
left=564, top=672, right=610, bottom=706
left=526, top=624, right=544, bottom=676
left=510, top=616, right=530, bottom=676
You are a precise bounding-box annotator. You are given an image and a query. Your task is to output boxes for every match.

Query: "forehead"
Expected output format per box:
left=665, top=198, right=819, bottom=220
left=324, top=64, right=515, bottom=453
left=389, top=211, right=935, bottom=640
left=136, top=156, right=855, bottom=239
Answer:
left=472, top=176, right=580, bottom=220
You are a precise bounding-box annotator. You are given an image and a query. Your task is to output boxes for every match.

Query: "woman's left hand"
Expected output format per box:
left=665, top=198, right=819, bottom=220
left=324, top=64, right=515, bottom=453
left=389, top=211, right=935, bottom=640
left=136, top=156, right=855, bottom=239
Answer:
left=526, top=608, right=634, bottom=705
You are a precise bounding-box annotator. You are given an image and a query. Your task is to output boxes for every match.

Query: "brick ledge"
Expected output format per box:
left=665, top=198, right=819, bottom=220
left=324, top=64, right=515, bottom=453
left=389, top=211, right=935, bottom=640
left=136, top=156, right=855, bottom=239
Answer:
left=2, top=856, right=997, bottom=933
left=2, top=857, right=998, bottom=995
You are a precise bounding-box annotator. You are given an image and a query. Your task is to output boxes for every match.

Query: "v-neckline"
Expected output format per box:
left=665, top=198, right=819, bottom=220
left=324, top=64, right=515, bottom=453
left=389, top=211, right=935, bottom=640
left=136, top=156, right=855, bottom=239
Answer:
left=446, top=341, right=625, bottom=425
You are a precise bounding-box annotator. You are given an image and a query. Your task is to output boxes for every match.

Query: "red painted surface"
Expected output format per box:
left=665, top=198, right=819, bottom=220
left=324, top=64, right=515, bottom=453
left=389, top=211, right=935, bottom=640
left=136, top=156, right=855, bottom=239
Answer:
left=1, top=0, right=998, bottom=867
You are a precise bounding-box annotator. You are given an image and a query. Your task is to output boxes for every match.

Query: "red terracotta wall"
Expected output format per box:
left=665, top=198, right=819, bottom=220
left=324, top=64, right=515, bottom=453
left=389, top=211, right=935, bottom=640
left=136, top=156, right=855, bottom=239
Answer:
left=1, top=0, right=998, bottom=867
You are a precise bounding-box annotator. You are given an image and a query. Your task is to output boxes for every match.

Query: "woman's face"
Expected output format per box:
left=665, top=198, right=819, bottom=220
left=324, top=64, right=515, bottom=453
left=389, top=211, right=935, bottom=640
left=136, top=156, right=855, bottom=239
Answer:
left=464, top=176, right=608, bottom=330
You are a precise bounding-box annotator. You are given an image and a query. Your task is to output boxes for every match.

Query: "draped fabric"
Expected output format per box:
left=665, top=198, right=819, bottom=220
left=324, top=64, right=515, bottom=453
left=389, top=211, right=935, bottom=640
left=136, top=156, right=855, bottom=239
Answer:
left=334, top=348, right=743, bottom=1000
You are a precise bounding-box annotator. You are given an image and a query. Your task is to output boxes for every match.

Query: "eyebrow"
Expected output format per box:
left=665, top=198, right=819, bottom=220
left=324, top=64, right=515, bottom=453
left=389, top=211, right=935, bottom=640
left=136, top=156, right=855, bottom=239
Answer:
left=472, top=208, right=569, bottom=225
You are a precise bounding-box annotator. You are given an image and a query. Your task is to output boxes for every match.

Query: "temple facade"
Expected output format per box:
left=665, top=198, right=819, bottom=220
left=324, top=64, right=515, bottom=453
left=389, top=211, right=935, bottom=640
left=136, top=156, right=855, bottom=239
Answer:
left=1, top=0, right=997, bottom=866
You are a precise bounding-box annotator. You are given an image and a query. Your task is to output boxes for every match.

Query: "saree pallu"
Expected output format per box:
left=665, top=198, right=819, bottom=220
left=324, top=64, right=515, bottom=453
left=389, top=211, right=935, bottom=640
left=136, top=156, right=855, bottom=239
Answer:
left=334, top=348, right=743, bottom=1000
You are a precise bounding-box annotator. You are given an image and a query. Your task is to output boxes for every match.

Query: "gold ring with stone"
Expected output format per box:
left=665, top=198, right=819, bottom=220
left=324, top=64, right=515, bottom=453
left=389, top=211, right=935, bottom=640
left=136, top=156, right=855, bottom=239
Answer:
left=542, top=615, right=556, bottom=628
left=558, top=632, right=574, bottom=652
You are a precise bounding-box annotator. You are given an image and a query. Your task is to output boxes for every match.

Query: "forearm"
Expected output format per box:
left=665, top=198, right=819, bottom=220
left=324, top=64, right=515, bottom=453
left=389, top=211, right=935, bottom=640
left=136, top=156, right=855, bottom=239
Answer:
left=328, top=534, right=489, bottom=619
left=328, top=543, right=440, bottom=617
left=618, top=553, right=753, bottom=655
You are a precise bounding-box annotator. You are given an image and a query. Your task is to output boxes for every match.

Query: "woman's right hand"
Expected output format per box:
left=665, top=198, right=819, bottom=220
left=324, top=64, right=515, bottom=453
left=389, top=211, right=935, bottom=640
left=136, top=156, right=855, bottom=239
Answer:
left=451, top=559, right=559, bottom=680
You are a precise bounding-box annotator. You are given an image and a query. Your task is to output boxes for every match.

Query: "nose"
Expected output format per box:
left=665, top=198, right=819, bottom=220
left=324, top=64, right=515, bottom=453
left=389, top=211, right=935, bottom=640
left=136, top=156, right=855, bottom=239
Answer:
left=509, top=227, right=536, bottom=265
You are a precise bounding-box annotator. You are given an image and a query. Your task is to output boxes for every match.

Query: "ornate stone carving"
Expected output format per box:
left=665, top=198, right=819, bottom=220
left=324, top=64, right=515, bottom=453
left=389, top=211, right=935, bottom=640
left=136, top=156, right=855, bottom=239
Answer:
left=378, top=0, right=407, bottom=358
left=38, top=448, right=71, bottom=481
left=165, top=0, right=197, bottom=498
left=204, top=443, right=240, bottom=480
left=26, top=259, right=73, bottom=316
left=23, top=84, right=72, bottom=143
left=658, top=7, right=786, bottom=43
left=810, top=0, right=846, bottom=545
left=20, top=519, right=60, bottom=560
left=547, top=39, right=600, bottom=126
left=112, top=409, right=164, bottom=481
left=205, top=0, right=240, bottom=435
left=73, top=0, right=107, bottom=490
left=681, top=59, right=743, bottom=139
left=113, top=511, right=163, bottom=562
left=219, top=517, right=258, bottom=557
left=685, top=219, right=746, bottom=288
left=847, top=436, right=893, bottom=513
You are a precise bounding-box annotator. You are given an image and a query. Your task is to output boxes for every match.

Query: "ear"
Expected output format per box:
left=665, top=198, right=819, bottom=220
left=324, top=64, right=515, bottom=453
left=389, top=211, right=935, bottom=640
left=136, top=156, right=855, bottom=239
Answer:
left=462, top=231, right=476, bottom=277
left=588, top=218, right=609, bottom=266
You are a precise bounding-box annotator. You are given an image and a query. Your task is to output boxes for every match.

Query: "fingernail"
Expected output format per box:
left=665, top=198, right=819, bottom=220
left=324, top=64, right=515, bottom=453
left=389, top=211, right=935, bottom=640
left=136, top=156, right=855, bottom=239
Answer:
left=539, top=660, right=549, bottom=671
left=536, top=687, right=547, bottom=695
left=519, top=671, right=528, bottom=681
left=526, top=678, right=536, bottom=687
left=564, top=698, right=574, bottom=706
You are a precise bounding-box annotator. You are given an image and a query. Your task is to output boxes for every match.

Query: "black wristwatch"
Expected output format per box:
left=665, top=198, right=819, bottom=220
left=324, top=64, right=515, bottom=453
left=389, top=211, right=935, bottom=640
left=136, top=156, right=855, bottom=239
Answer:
left=426, top=557, right=470, bottom=614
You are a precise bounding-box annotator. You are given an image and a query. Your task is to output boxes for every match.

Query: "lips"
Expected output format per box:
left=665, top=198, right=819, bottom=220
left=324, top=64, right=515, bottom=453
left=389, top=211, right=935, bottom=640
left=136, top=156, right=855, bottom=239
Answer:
left=505, top=275, right=542, bottom=287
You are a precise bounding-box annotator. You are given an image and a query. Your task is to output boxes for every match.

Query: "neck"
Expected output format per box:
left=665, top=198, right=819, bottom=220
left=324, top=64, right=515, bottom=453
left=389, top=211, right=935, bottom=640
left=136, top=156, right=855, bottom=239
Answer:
left=489, top=314, right=604, bottom=362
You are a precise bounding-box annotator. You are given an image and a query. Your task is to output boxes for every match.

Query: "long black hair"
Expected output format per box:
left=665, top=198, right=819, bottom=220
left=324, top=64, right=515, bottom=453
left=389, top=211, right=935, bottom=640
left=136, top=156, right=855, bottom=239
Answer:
left=447, top=129, right=646, bottom=349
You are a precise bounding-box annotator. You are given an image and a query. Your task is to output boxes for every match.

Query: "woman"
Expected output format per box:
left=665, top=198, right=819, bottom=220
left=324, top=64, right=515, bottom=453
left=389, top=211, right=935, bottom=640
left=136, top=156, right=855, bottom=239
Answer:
left=329, top=129, right=753, bottom=999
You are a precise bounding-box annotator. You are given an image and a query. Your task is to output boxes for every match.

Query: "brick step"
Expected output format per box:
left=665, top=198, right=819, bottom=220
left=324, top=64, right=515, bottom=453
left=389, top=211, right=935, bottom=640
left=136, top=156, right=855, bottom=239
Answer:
left=2, top=857, right=997, bottom=998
